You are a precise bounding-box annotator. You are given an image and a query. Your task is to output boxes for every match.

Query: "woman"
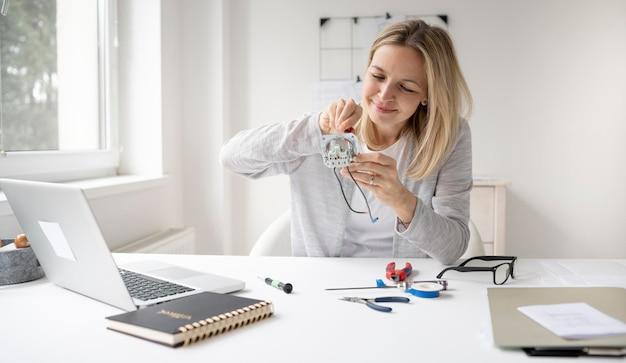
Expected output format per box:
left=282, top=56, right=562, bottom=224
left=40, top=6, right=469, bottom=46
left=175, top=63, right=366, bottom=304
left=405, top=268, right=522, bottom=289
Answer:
left=220, top=19, right=472, bottom=264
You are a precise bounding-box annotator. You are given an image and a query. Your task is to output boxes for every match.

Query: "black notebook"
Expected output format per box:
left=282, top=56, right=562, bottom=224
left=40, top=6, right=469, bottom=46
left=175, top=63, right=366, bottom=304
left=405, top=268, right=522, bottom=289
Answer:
left=106, top=291, right=273, bottom=347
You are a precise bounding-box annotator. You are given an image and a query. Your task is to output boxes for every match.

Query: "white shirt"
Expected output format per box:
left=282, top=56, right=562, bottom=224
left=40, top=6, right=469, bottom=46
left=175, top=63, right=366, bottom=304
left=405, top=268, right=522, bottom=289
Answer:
left=340, top=137, right=406, bottom=257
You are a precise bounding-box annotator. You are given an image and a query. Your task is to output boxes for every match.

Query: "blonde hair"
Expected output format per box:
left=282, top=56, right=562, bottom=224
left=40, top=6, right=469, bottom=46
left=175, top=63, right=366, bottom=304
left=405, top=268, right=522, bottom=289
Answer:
left=357, top=19, right=472, bottom=180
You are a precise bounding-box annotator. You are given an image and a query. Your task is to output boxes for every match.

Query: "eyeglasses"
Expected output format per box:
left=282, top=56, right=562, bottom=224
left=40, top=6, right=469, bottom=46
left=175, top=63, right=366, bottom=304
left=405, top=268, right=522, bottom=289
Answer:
left=436, top=256, right=517, bottom=285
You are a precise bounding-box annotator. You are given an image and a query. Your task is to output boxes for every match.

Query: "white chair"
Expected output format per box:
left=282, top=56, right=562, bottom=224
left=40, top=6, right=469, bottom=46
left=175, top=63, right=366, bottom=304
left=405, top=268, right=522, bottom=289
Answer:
left=249, top=210, right=485, bottom=259
left=249, top=210, right=292, bottom=256
left=461, top=219, right=486, bottom=259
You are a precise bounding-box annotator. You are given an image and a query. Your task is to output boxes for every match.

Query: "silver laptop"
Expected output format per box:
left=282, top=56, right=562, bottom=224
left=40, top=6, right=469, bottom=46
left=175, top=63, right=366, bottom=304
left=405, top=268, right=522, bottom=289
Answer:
left=0, top=178, right=244, bottom=311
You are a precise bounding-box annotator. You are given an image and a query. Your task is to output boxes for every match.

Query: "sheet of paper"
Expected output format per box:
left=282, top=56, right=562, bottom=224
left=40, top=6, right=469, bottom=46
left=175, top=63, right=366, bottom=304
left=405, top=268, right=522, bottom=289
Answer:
left=518, top=302, right=626, bottom=340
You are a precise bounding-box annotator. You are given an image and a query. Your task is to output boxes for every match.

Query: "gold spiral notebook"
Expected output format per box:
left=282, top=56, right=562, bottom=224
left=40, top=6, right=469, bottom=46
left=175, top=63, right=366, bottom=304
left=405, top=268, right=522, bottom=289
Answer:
left=106, top=291, right=273, bottom=347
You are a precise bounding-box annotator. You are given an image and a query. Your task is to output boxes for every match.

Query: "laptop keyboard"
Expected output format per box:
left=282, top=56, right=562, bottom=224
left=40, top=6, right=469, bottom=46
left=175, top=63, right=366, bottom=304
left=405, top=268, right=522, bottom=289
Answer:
left=118, top=268, right=195, bottom=301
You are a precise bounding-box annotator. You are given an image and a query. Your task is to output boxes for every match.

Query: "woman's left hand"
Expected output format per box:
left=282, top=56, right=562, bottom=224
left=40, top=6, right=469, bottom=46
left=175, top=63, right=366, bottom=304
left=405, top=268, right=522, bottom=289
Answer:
left=340, top=153, right=417, bottom=224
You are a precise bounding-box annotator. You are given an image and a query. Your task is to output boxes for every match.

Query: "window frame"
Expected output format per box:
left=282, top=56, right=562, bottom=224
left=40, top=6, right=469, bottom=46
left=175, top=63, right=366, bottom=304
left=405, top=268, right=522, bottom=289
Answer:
left=0, top=0, right=119, bottom=182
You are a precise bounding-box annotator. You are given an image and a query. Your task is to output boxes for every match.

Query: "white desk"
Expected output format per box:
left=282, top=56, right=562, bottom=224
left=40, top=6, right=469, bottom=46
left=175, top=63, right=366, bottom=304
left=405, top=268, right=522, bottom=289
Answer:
left=3, top=255, right=625, bottom=362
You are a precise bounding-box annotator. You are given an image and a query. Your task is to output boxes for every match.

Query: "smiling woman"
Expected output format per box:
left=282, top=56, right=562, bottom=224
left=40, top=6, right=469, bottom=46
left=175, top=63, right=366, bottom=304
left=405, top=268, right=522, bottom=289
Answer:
left=221, top=19, right=473, bottom=264
left=357, top=21, right=472, bottom=180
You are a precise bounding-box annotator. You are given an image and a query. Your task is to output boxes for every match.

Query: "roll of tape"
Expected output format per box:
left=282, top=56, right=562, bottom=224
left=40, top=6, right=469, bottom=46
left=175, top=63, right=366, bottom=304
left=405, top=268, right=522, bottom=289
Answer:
left=406, top=282, right=444, bottom=298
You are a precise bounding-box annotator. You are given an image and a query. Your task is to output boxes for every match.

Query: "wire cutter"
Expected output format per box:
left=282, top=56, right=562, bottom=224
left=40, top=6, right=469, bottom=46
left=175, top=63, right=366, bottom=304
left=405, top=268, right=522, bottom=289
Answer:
left=339, top=296, right=410, bottom=312
left=386, top=262, right=412, bottom=282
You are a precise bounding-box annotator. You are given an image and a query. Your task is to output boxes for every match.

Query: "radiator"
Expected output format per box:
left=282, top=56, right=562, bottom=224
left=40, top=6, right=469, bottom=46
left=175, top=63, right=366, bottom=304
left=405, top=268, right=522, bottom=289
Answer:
left=114, top=227, right=196, bottom=254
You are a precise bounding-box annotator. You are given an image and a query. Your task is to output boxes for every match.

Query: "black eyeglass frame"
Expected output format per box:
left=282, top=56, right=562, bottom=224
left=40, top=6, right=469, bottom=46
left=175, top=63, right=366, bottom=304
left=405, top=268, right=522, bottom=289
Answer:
left=436, top=256, right=517, bottom=285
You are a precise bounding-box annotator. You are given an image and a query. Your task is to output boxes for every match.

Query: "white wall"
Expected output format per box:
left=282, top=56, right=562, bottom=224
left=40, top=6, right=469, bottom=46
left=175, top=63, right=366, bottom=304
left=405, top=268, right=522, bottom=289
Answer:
left=210, top=0, right=626, bottom=257
left=457, top=0, right=626, bottom=257
left=89, top=0, right=185, bottom=249
left=118, top=0, right=163, bottom=175
left=179, top=0, right=231, bottom=254
left=90, top=0, right=186, bottom=249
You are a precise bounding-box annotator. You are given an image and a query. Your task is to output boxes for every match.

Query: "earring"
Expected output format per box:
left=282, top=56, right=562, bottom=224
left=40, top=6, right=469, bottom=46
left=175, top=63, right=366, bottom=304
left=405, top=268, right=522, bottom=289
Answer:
left=421, top=100, right=428, bottom=106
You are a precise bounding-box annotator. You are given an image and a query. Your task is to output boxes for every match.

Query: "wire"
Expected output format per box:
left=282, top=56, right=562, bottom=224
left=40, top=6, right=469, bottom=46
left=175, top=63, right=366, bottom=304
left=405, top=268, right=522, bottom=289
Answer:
left=348, top=168, right=379, bottom=223
left=333, top=167, right=364, bottom=214
left=333, top=167, right=379, bottom=223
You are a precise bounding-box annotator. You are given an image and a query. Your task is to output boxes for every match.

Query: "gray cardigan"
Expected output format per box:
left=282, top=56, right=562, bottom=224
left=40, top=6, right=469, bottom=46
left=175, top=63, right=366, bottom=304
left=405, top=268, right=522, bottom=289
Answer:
left=220, top=112, right=472, bottom=265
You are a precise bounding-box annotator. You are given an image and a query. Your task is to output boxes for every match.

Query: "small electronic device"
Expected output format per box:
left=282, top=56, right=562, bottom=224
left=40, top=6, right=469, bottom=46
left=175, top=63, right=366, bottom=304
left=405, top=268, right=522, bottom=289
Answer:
left=321, top=133, right=360, bottom=168
left=320, top=132, right=378, bottom=223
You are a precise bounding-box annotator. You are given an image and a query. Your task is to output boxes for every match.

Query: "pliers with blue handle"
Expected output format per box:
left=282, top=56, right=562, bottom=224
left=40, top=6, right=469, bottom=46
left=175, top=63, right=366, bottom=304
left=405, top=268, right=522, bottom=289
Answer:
left=339, top=296, right=410, bottom=312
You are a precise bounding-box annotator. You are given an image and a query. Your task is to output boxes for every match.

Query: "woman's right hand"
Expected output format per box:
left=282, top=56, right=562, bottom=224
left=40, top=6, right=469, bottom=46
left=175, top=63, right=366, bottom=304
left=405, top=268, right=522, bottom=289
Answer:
left=319, top=98, right=362, bottom=135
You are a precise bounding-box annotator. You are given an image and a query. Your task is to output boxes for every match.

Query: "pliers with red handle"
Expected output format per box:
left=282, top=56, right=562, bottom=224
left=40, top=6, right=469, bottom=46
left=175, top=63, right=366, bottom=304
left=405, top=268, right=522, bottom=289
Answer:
left=386, top=262, right=412, bottom=282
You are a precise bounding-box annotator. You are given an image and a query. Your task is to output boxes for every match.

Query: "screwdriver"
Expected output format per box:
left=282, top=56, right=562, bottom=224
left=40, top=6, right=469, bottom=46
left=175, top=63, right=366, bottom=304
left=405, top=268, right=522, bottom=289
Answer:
left=258, top=276, right=293, bottom=294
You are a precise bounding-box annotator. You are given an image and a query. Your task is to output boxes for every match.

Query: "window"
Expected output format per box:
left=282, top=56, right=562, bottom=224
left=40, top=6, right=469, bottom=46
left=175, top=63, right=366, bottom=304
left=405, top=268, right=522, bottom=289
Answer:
left=0, top=0, right=118, bottom=181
